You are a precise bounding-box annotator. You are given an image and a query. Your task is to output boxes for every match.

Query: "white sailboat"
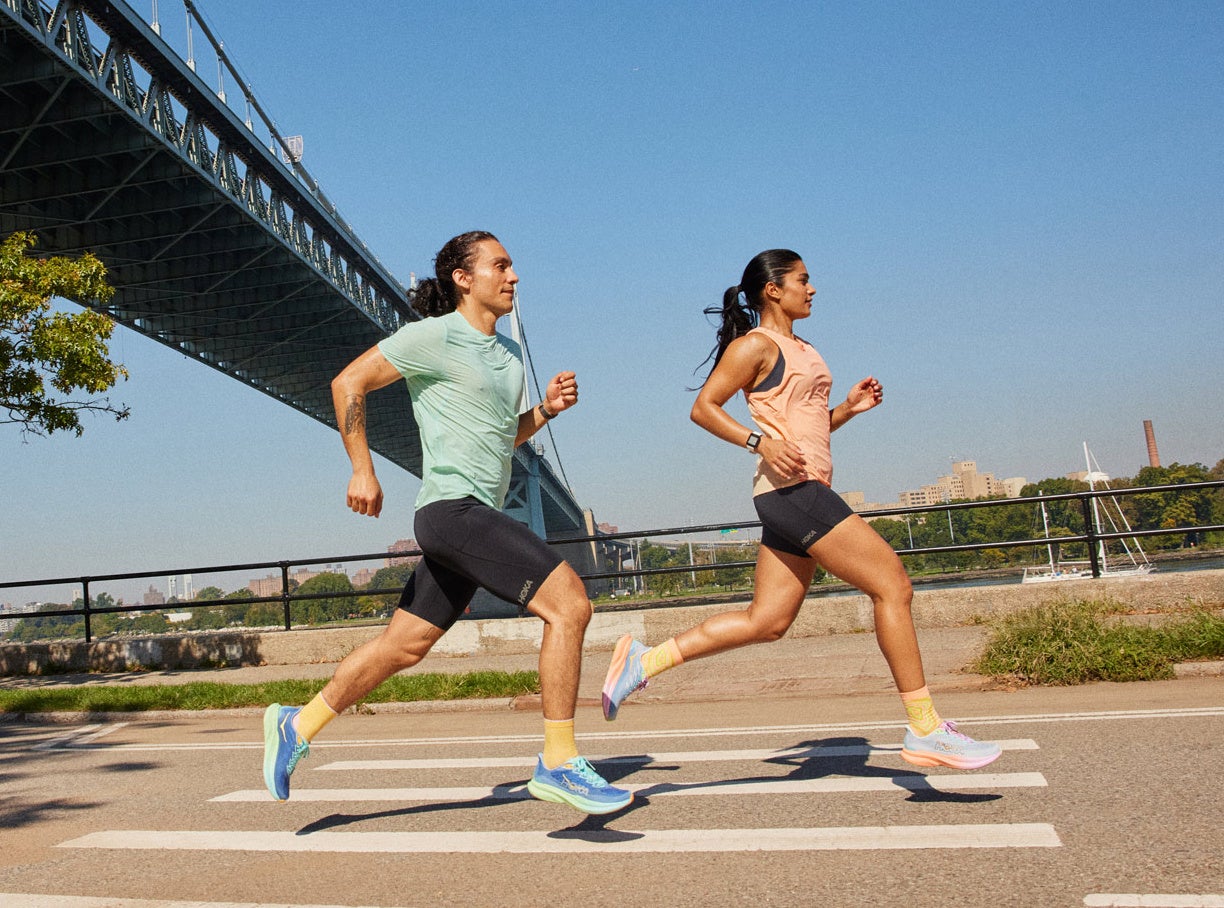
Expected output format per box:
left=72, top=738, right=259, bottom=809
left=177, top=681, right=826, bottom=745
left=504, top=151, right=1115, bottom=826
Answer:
left=1021, top=443, right=1155, bottom=583
left=1021, top=494, right=1092, bottom=583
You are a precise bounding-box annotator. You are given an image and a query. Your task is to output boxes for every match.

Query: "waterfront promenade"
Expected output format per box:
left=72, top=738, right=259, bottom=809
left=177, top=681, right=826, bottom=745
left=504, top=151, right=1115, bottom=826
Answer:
left=2, top=569, right=1221, bottom=711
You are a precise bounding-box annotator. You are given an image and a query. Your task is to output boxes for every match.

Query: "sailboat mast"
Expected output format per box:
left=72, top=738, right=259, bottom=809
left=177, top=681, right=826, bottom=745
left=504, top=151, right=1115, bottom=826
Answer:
left=1084, top=442, right=1108, bottom=571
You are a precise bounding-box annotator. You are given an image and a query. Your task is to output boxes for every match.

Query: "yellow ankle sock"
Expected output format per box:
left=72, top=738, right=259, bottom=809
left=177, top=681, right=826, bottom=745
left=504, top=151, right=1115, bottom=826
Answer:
left=900, top=685, right=941, bottom=736
left=642, top=638, right=683, bottom=678
left=542, top=718, right=578, bottom=769
left=294, top=693, right=339, bottom=743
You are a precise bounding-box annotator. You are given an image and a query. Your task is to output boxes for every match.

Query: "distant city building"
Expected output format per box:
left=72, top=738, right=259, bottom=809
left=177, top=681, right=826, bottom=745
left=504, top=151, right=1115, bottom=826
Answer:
left=248, top=567, right=322, bottom=598
left=845, top=460, right=1027, bottom=514
left=351, top=567, right=378, bottom=589
left=0, top=600, right=39, bottom=633
left=386, top=539, right=422, bottom=568
left=142, top=585, right=166, bottom=606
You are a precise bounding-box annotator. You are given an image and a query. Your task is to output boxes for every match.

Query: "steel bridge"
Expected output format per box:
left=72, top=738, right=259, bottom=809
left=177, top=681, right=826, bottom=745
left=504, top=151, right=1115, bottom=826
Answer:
left=0, top=0, right=585, bottom=540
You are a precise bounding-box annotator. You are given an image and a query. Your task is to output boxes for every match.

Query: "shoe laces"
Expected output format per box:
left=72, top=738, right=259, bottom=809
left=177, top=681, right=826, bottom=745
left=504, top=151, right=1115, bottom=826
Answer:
left=936, top=720, right=971, bottom=742
left=286, top=739, right=309, bottom=774
left=565, top=756, right=609, bottom=787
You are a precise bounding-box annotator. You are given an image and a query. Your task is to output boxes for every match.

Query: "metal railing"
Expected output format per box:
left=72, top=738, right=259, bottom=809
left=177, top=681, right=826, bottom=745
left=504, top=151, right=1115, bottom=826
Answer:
left=2, top=480, right=1221, bottom=642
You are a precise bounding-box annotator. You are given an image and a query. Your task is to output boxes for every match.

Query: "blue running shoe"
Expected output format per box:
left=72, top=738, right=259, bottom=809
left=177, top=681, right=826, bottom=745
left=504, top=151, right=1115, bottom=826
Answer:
left=901, top=720, right=1001, bottom=770
left=526, top=754, right=633, bottom=815
left=602, top=634, right=649, bottom=721
left=263, top=703, right=309, bottom=800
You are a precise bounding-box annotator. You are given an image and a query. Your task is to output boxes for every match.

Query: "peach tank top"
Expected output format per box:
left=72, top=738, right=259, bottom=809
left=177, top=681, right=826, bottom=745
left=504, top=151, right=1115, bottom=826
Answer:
left=744, top=326, right=834, bottom=495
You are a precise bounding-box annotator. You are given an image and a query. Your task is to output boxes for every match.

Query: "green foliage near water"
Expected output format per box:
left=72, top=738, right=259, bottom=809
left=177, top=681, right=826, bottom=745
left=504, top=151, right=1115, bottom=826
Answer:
left=0, top=670, right=539, bottom=714
left=972, top=599, right=1224, bottom=685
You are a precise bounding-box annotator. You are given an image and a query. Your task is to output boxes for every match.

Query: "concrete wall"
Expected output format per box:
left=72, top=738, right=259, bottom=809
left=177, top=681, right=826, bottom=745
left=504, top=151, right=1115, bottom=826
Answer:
left=2, top=569, right=1220, bottom=676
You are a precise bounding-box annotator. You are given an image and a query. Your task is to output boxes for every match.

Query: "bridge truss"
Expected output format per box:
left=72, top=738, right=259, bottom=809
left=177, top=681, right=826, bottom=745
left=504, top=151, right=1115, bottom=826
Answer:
left=0, top=0, right=584, bottom=538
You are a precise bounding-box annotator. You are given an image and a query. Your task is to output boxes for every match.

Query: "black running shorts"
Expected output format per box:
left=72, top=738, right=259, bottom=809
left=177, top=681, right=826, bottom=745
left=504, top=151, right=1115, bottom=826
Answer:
left=397, top=497, right=565, bottom=630
left=753, top=480, right=854, bottom=558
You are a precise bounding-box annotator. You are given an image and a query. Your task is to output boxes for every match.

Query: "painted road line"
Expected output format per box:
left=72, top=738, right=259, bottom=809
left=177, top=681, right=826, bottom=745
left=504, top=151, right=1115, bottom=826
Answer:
left=211, top=771, right=1047, bottom=802
left=53, top=707, right=1223, bottom=753
left=0, top=896, right=403, bottom=908
left=32, top=724, right=105, bottom=751
left=60, top=823, right=1062, bottom=853
left=1084, top=896, right=1224, bottom=907
left=0, top=897, right=401, bottom=908
left=317, top=739, right=1039, bottom=771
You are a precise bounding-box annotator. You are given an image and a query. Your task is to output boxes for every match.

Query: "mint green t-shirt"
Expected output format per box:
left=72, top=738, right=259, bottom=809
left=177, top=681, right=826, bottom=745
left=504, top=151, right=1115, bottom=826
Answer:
left=378, top=311, right=524, bottom=510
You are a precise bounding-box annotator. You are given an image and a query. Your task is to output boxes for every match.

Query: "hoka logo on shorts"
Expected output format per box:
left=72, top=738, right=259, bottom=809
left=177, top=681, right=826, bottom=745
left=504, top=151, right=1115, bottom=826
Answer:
left=801, top=529, right=819, bottom=545
left=517, top=579, right=534, bottom=604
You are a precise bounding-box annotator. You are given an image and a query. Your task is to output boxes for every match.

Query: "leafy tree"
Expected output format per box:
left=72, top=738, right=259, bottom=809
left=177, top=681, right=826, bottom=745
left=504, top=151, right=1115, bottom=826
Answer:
left=1131, top=463, right=1216, bottom=549
left=293, top=571, right=355, bottom=625
left=1, top=231, right=128, bottom=436
left=194, top=586, right=225, bottom=601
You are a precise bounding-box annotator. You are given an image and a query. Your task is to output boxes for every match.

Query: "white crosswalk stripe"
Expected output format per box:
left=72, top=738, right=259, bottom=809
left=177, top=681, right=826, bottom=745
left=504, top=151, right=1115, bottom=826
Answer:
left=212, top=771, right=1048, bottom=802
left=61, top=823, right=1061, bottom=854
left=55, top=727, right=1057, bottom=856
left=315, top=738, right=1039, bottom=770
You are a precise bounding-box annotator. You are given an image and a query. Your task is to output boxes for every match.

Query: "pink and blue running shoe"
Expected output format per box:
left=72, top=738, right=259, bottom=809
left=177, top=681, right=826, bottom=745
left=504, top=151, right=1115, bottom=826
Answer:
left=901, top=720, right=1001, bottom=770
left=601, top=634, right=650, bottom=721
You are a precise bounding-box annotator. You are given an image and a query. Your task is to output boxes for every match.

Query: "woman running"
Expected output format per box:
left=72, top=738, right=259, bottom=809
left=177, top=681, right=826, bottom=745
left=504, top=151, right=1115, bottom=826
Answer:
left=263, top=231, right=631, bottom=814
left=601, top=248, right=1000, bottom=770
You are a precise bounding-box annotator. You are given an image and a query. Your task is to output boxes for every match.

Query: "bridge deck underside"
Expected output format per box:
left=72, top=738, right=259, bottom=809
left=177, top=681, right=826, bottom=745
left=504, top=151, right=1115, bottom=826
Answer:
left=0, top=11, right=582, bottom=535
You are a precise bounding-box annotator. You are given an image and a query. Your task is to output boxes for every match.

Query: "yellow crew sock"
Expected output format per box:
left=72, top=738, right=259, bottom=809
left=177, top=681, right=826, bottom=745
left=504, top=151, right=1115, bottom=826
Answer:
left=900, top=685, right=941, bottom=737
left=293, top=693, right=339, bottom=743
left=542, top=718, right=579, bottom=769
left=642, top=638, right=684, bottom=679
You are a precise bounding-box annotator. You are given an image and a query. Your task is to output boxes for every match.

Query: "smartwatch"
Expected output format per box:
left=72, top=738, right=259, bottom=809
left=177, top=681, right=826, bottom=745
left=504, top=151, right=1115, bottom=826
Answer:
left=745, top=431, right=762, bottom=453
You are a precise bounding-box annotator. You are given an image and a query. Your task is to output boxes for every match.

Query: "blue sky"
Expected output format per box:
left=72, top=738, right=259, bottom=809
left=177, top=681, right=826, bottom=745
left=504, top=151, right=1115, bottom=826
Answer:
left=4, top=0, right=1222, bottom=605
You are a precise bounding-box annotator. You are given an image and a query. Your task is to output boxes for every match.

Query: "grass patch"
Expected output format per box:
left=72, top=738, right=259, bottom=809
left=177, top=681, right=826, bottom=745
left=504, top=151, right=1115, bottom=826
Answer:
left=0, top=670, right=539, bottom=714
left=972, top=598, right=1224, bottom=685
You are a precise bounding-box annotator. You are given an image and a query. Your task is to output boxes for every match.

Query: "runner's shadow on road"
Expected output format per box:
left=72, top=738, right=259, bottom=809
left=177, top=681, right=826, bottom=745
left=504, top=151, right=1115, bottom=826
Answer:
left=629, top=736, right=1002, bottom=804
left=546, top=809, right=646, bottom=843
left=294, top=780, right=644, bottom=836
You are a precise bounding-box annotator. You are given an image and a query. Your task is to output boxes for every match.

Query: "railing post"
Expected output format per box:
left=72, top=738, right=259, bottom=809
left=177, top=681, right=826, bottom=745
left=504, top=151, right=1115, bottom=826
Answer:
left=280, top=563, right=292, bottom=631
left=1080, top=494, right=1101, bottom=578
left=82, top=578, right=92, bottom=643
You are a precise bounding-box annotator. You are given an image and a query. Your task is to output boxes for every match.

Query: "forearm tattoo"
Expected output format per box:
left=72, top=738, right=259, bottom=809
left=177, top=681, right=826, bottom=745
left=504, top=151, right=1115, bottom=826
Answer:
left=342, top=394, right=366, bottom=436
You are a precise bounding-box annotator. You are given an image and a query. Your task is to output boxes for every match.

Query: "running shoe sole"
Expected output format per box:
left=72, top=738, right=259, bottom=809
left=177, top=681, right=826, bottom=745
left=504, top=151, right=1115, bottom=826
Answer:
left=901, top=746, right=1001, bottom=771
left=526, top=777, right=633, bottom=815
left=601, top=633, right=636, bottom=721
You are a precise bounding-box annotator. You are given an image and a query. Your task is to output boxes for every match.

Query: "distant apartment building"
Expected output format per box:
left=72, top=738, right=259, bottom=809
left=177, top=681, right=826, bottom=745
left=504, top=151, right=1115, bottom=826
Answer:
left=844, top=460, right=1027, bottom=515
left=897, top=461, right=1025, bottom=506
left=248, top=567, right=322, bottom=598
left=351, top=567, right=378, bottom=589
left=386, top=539, right=423, bottom=568
left=142, top=585, right=166, bottom=606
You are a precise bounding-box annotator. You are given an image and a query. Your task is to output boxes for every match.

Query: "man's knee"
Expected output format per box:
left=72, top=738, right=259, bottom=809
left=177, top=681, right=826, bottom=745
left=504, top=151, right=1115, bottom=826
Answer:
left=529, top=563, right=591, bottom=626
left=377, top=612, right=445, bottom=663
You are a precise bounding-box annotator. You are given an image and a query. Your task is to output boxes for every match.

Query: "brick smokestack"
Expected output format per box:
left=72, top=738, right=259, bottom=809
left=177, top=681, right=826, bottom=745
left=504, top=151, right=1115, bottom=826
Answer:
left=1143, top=419, right=1161, bottom=468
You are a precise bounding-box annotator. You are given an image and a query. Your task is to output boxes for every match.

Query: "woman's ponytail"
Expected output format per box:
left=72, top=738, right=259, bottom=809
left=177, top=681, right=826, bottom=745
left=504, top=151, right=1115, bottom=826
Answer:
left=694, top=249, right=802, bottom=383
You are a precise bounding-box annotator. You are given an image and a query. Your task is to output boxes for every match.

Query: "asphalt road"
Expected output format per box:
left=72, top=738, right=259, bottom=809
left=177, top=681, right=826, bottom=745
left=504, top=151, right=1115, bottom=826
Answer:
left=0, top=680, right=1221, bottom=908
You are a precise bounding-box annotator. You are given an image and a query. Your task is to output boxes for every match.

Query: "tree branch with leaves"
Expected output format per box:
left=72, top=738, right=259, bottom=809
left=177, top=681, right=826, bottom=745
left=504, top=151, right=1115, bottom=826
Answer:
left=1, top=231, right=129, bottom=436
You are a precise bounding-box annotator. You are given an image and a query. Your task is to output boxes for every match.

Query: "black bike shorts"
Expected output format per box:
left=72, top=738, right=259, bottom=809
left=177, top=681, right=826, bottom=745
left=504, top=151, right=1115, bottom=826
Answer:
left=753, top=480, right=854, bottom=558
left=396, top=497, right=564, bottom=630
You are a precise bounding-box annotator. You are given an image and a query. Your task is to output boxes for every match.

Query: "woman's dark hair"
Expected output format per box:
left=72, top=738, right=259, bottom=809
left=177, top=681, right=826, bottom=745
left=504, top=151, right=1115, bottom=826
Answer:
left=697, top=248, right=803, bottom=378
left=410, top=230, right=499, bottom=317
